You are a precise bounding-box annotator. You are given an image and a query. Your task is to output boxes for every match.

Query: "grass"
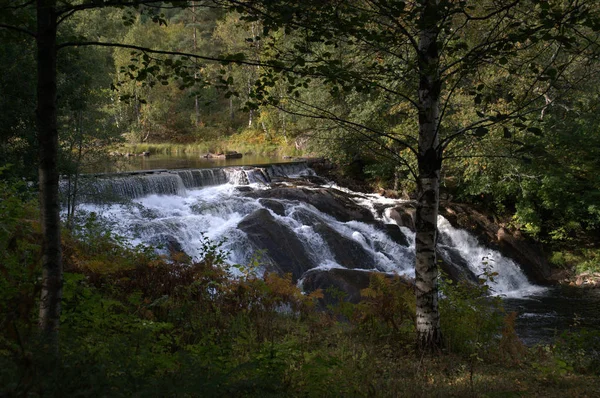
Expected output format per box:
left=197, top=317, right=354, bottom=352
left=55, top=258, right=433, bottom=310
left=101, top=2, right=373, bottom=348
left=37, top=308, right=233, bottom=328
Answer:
left=115, top=128, right=306, bottom=158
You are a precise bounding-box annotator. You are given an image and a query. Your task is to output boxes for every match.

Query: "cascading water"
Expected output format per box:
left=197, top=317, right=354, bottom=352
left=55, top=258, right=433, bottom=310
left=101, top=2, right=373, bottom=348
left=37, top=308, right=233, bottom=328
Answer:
left=68, top=161, right=539, bottom=298
left=65, top=162, right=318, bottom=204
left=436, top=216, right=544, bottom=297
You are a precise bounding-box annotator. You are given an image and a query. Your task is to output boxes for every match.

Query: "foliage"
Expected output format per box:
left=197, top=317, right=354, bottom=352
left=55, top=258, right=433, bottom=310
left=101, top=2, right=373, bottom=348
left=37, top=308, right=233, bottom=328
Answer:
left=0, top=193, right=600, bottom=395
left=553, top=327, right=600, bottom=375
left=355, top=274, right=416, bottom=344
left=439, top=271, right=505, bottom=356
left=0, top=171, right=41, bottom=358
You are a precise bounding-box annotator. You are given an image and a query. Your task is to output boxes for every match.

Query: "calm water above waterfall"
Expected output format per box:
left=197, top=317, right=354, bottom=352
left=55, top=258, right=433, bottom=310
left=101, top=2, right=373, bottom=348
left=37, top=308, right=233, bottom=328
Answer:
left=68, top=162, right=600, bottom=345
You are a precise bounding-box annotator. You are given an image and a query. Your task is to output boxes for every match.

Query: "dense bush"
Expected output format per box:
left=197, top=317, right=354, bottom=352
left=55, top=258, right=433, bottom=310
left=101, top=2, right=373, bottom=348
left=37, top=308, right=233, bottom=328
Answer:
left=2, top=185, right=600, bottom=396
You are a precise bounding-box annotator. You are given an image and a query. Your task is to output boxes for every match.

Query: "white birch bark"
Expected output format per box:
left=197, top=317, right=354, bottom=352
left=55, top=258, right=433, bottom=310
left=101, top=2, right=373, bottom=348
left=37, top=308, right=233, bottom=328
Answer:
left=415, top=0, right=443, bottom=351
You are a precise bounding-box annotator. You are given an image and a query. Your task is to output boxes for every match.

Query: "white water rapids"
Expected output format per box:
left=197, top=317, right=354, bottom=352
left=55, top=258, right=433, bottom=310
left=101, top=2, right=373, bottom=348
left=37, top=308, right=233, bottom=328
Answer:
left=70, top=163, right=542, bottom=297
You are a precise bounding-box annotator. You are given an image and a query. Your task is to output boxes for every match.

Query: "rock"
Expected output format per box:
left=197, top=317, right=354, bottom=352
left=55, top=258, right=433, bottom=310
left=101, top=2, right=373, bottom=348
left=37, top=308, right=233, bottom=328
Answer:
left=381, top=223, right=410, bottom=247
left=572, top=272, right=600, bottom=288
left=378, top=189, right=400, bottom=199
left=313, top=223, right=376, bottom=270
left=225, top=151, right=243, bottom=159
left=388, top=202, right=417, bottom=231
left=238, top=209, right=314, bottom=281
left=149, top=234, right=190, bottom=260
left=437, top=246, right=479, bottom=284
left=244, top=187, right=374, bottom=223
left=301, top=175, right=330, bottom=185
left=289, top=206, right=323, bottom=226
left=301, top=268, right=413, bottom=306
left=258, top=198, right=286, bottom=216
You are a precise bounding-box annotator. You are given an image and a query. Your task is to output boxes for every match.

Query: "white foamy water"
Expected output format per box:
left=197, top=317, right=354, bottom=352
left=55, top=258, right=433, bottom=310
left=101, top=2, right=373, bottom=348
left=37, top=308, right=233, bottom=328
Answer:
left=437, top=216, right=544, bottom=297
left=69, top=163, right=541, bottom=297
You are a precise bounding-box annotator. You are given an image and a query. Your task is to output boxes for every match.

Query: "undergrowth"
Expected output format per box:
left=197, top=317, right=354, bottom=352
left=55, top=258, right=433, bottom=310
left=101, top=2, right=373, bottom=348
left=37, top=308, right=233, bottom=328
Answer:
left=2, top=176, right=600, bottom=396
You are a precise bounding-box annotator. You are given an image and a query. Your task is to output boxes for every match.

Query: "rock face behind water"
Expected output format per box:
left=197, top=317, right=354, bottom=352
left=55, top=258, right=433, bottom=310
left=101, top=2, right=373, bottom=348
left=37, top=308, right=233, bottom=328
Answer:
left=244, top=187, right=374, bottom=223
left=238, top=209, right=314, bottom=281
left=440, top=203, right=553, bottom=284
left=437, top=246, right=479, bottom=284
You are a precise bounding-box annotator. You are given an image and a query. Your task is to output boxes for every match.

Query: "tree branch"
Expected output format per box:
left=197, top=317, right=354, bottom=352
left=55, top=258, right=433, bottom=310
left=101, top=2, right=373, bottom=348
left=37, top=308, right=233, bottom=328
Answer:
left=0, top=23, right=36, bottom=38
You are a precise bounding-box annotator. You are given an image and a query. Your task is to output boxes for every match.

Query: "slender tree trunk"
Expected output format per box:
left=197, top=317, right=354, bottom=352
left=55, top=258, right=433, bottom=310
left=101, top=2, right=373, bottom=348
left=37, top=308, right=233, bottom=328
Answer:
left=36, top=0, right=62, bottom=347
left=192, top=1, right=200, bottom=127
left=415, top=0, right=443, bottom=352
left=67, top=112, right=83, bottom=230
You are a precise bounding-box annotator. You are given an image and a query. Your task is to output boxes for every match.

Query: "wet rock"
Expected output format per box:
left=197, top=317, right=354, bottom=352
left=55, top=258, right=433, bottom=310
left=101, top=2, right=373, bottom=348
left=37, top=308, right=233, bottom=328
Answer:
left=225, top=151, right=243, bottom=159
left=258, top=198, right=286, bottom=216
left=301, top=175, right=330, bottom=185
left=245, top=187, right=374, bottom=223
left=437, top=246, right=479, bottom=284
left=313, top=223, right=376, bottom=270
left=301, top=268, right=413, bottom=306
left=148, top=234, right=190, bottom=261
left=381, top=223, right=410, bottom=247
left=289, top=206, right=323, bottom=226
left=388, top=202, right=417, bottom=231
left=238, top=209, right=314, bottom=281
left=234, top=186, right=253, bottom=193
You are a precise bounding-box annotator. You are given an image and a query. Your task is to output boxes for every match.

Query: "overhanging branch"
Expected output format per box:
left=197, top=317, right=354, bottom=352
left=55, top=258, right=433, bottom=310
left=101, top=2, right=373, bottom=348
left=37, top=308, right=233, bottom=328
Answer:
left=0, top=23, right=36, bottom=38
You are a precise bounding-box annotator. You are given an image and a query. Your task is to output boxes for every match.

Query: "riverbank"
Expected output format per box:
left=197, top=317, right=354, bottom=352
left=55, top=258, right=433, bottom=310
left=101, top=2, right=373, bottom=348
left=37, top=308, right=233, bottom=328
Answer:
left=114, top=130, right=307, bottom=159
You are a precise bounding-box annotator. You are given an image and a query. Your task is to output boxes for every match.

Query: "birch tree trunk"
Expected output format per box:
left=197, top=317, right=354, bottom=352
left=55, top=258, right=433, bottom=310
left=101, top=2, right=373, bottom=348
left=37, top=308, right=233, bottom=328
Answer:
left=36, top=0, right=62, bottom=347
left=415, top=0, right=443, bottom=351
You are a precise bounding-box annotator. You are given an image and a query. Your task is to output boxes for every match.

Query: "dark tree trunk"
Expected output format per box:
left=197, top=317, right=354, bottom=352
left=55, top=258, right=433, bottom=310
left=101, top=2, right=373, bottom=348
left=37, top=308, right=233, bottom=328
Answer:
left=415, top=0, right=443, bottom=352
left=36, top=0, right=62, bottom=347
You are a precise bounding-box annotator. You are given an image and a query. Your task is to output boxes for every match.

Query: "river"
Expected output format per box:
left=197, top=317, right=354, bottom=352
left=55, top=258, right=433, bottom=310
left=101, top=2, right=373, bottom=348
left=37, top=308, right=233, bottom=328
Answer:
left=69, top=160, right=600, bottom=346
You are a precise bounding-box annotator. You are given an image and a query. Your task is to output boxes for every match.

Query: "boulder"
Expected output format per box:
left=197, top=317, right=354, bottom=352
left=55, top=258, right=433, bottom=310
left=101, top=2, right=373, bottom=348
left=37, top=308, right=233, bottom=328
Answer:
left=225, top=151, right=243, bottom=159
left=388, top=202, right=417, bottom=231
left=258, top=198, right=286, bottom=216
left=148, top=234, right=190, bottom=261
left=313, top=223, right=376, bottom=270
left=289, top=206, right=323, bottom=226
left=380, top=223, right=410, bottom=247
left=436, top=246, right=479, bottom=284
left=245, top=187, right=374, bottom=223
left=238, top=209, right=314, bottom=281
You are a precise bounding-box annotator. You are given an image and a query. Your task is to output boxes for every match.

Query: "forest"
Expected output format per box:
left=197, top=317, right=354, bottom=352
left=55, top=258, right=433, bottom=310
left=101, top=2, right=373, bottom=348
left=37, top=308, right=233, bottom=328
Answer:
left=2, top=0, right=600, bottom=396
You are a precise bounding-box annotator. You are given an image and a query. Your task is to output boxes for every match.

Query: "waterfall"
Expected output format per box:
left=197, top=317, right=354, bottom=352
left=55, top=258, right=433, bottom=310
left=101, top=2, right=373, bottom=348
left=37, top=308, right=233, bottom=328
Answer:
left=68, top=162, right=541, bottom=298
left=437, top=216, right=543, bottom=297
left=176, top=169, right=228, bottom=188
left=70, top=173, right=187, bottom=203
left=65, top=162, right=315, bottom=203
